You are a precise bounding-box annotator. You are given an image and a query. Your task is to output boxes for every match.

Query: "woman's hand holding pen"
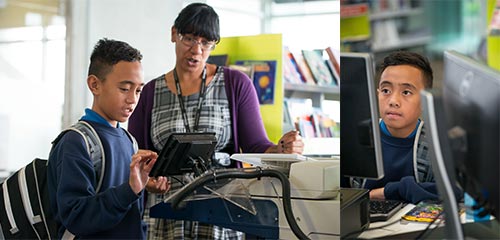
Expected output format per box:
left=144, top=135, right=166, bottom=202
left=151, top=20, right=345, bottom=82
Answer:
left=267, top=130, right=304, bottom=154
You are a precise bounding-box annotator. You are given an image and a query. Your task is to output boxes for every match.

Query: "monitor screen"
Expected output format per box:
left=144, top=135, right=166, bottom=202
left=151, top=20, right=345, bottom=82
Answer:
left=340, top=52, right=384, bottom=180
left=149, top=132, right=217, bottom=177
left=440, top=50, right=500, bottom=219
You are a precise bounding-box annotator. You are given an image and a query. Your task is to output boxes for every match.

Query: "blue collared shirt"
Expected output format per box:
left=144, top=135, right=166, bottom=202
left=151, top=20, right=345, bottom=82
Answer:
left=80, top=108, right=119, bottom=128
left=380, top=119, right=420, bottom=138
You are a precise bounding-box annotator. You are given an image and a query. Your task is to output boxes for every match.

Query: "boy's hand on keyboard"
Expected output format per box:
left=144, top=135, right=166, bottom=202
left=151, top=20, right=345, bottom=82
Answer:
left=370, top=187, right=385, bottom=200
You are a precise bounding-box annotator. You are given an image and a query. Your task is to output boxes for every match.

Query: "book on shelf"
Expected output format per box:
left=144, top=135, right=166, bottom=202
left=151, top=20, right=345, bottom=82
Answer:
left=325, top=59, right=340, bottom=86
left=297, top=115, right=317, bottom=138
left=341, top=1, right=371, bottom=49
left=292, top=51, right=317, bottom=85
left=372, top=19, right=399, bottom=50
left=302, top=49, right=337, bottom=86
left=207, top=54, right=229, bottom=66
left=285, top=98, right=312, bottom=124
left=325, top=47, right=340, bottom=81
left=296, top=113, right=339, bottom=138
left=310, top=113, right=322, bottom=138
left=283, top=47, right=304, bottom=84
left=340, top=2, right=369, bottom=19
left=234, top=60, right=277, bottom=105
left=369, top=0, right=414, bottom=13
left=284, top=98, right=339, bottom=138
left=311, top=110, right=340, bottom=138
left=282, top=100, right=295, bottom=133
left=284, top=98, right=313, bottom=136
left=314, top=111, right=340, bottom=138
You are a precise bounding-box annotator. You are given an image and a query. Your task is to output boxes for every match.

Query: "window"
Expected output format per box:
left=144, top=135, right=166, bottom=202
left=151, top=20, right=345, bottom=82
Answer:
left=0, top=2, right=65, bottom=172
left=268, top=0, right=340, bottom=50
left=208, top=0, right=340, bottom=50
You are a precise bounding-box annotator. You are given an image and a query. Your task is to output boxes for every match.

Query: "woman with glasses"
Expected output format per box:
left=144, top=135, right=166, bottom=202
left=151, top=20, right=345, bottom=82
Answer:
left=128, top=2, right=304, bottom=240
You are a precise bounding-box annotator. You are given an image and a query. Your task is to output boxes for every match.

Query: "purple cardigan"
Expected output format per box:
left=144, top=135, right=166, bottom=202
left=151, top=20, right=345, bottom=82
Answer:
left=128, top=66, right=274, bottom=155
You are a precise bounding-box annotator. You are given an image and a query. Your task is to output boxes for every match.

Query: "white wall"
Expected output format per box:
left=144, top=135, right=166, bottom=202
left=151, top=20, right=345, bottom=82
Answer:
left=88, top=0, right=182, bottom=81
left=65, top=0, right=185, bottom=126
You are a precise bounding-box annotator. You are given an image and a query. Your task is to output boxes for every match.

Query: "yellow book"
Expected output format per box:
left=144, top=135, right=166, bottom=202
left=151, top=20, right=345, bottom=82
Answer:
left=401, top=201, right=465, bottom=223
left=401, top=201, right=444, bottom=223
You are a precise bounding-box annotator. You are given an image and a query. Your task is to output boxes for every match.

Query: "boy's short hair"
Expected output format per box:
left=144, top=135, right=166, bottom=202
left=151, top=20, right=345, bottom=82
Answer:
left=88, top=38, right=143, bottom=80
left=174, top=3, right=220, bottom=43
left=377, top=51, right=433, bottom=89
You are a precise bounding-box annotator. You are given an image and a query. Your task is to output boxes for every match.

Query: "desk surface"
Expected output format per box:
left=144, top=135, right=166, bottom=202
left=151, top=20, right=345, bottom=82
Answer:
left=357, top=203, right=498, bottom=239
left=357, top=204, right=435, bottom=238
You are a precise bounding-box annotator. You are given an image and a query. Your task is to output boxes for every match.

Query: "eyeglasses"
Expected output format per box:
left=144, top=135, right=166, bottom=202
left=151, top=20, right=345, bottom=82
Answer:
left=177, top=33, right=216, bottom=51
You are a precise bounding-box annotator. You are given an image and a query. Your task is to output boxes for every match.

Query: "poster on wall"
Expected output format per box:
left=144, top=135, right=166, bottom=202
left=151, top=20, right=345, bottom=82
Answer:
left=234, top=60, right=276, bottom=105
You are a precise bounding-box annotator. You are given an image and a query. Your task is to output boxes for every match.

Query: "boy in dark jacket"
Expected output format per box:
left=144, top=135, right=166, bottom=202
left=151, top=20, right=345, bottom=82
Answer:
left=364, top=51, right=438, bottom=203
left=47, top=38, right=167, bottom=239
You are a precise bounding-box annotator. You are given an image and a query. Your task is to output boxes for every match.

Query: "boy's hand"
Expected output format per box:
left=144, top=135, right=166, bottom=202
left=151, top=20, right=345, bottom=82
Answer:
left=129, top=150, right=158, bottom=195
left=146, top=177, right=171, bottom=194
left=369, top=187, right=385, bottom=200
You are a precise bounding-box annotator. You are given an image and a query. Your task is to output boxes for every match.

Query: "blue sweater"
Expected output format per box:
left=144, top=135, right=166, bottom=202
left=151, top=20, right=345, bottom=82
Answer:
left=364, top=121, right=439, bottom=203
left=47, top=109, right=146, bottom=239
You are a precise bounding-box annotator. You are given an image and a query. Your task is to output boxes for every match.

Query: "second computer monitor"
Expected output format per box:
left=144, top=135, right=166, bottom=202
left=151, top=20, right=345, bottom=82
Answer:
left=340, top=52, right=384, bottom=180
left=442, top=50, right=500, bottom=219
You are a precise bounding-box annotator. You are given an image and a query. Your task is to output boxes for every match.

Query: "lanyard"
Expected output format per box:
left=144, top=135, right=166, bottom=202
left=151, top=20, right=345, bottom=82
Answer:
left=173, top=66, right=207, bottom=133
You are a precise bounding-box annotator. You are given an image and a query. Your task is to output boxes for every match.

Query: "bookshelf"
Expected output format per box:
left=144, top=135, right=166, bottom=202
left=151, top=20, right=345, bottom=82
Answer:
left=372, top=34, right=432, bottom=53
left=340, top=2, right=371, bottom=52
left=341, top=0, right=431, bottom=56
left=369, top=7, right=423, bottom=21
left=340, top=3, right=371, bottom=41
left=284, top=83, right=339, bottom=107
left=211, top=33, right=339, bottom=156
left=368, top=0, right=431, bottom=55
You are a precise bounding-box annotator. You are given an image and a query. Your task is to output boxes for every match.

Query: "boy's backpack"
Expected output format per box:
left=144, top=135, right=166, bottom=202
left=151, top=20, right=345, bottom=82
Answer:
left=0, top=120, right=137, bottom=239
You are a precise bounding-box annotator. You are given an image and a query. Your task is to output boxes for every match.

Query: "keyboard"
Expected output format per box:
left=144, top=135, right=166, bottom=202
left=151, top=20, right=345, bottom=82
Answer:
left=369, top=200, right=404, bottom=222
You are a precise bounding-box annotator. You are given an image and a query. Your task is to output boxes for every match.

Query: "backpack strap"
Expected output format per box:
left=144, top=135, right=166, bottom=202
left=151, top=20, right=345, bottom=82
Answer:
left=50, top=121, right=136, bottom=240
left=70, top=121, right=106, bottom=193
left=51, top=121, right=104, bottom=240
left=51, top=121, right=138, bottom=192
left=51, top=120, right=105, bottom=193
left=123, top=128, right=139, bottom=154
left=414, top=121, right=434, bottom=183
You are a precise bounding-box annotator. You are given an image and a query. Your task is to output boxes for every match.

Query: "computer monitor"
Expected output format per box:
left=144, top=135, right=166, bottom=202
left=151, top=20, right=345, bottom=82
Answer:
left=421, top=50, right=500, bottom=238
left=149, top=132, right=217, bottom=177
left=340, top=52, right=384, bottom=180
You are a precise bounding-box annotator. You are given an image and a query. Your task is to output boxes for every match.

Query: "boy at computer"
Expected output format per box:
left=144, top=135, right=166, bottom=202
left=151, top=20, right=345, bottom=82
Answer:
left=362, top=51, right=439, bottom=204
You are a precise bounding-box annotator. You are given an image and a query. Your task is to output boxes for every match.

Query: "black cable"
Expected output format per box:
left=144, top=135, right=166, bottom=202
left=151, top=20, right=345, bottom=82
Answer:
left=170, top=176, right=185, bottom=186
left=168, top=167, right=310, bottom=240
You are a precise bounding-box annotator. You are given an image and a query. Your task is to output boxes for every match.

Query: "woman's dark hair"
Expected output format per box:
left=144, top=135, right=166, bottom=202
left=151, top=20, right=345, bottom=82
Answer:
left=377, top=51, right=434, bottom=89
left=174, top=3, right=220, bottom=43
left=88, top=38, right=142, bottom=80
